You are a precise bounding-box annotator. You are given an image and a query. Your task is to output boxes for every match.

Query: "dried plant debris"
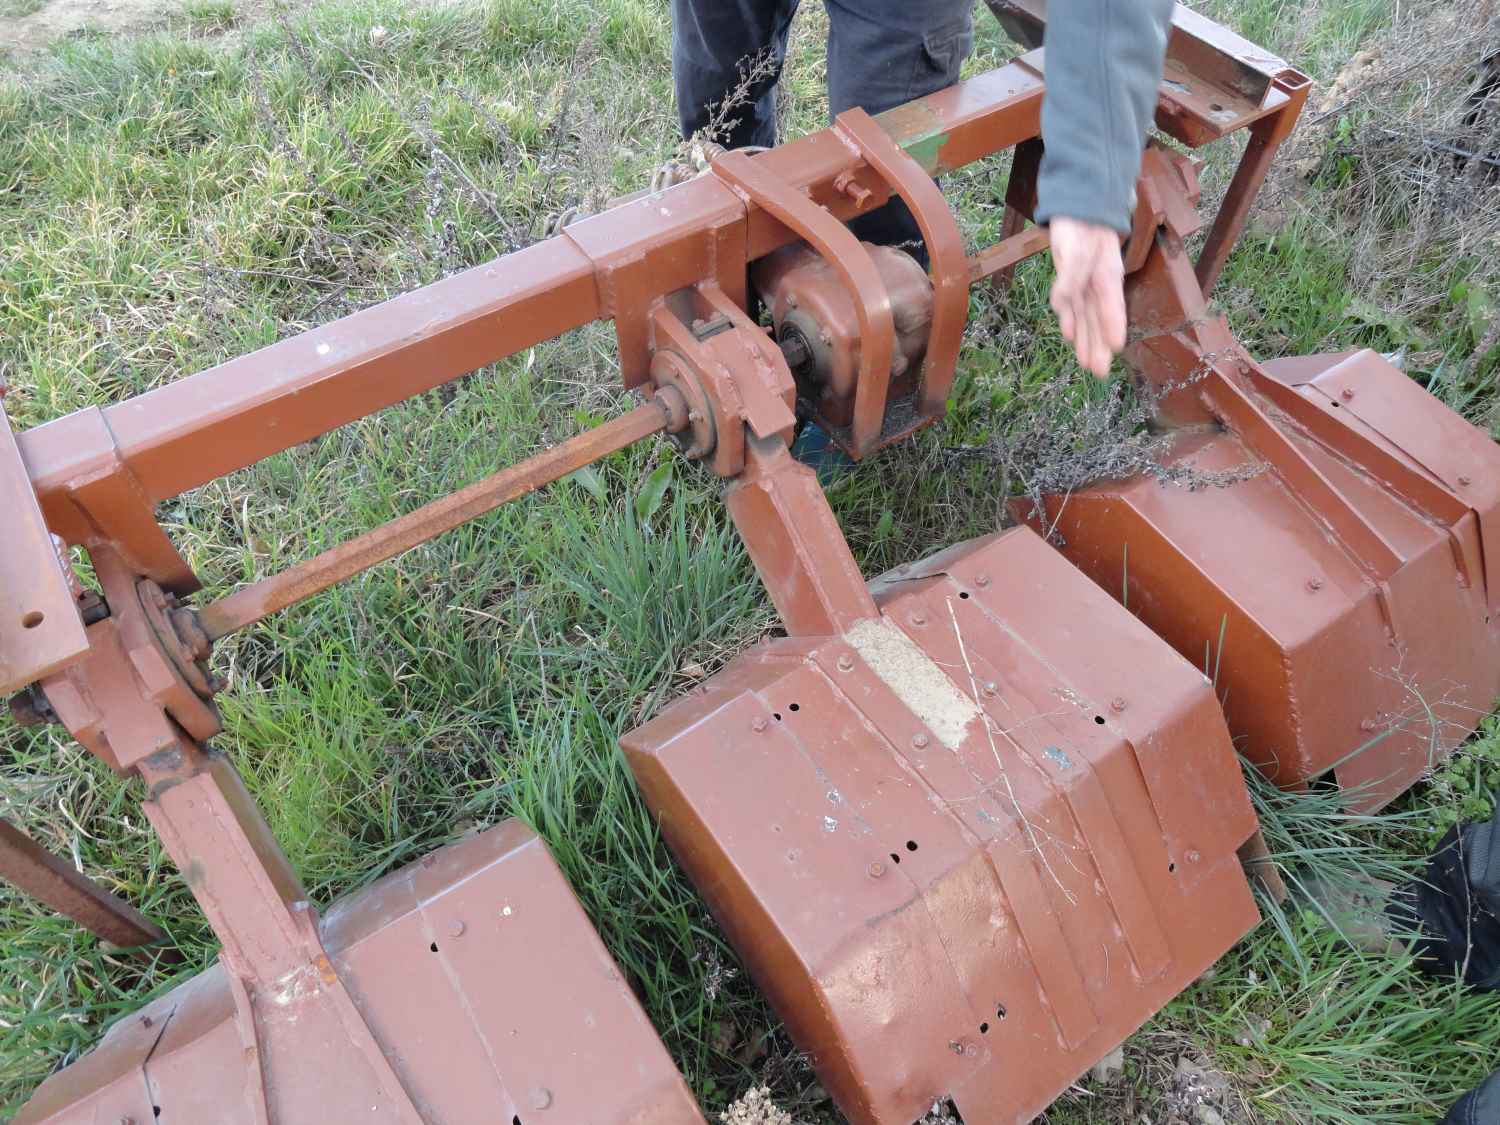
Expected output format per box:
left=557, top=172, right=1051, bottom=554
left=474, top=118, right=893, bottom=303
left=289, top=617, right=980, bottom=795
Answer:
left=1272, top=2, right=1500, bottom=391
left=720, top=1084, right=792, bottom=1125
left=949, top=363, right=1261, bottom=531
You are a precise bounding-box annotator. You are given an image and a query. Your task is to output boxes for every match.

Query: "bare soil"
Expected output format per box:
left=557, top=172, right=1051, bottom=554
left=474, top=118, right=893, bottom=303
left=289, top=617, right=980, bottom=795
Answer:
left=1, top=0, right=183, bottom=57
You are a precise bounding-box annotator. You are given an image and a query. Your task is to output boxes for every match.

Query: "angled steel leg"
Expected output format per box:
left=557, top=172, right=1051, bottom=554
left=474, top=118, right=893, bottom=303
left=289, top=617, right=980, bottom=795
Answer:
left=0, top=818, right=165, bottom=948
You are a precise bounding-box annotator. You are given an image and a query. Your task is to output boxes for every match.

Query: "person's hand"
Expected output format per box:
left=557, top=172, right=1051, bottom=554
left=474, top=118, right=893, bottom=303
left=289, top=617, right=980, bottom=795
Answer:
left=1048, top=217, right=1127, bottom=378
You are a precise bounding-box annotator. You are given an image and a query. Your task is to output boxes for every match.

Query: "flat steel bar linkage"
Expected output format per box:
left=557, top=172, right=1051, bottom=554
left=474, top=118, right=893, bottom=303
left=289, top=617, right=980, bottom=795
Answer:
left=0, top=819, right=165, bottom=948
left=196, top=398, right=673, bottom=641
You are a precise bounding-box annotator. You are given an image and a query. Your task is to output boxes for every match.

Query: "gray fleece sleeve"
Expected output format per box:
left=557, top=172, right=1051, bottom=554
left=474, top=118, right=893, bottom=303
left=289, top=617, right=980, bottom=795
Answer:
left=1033, top=0, right=1175, bottom=235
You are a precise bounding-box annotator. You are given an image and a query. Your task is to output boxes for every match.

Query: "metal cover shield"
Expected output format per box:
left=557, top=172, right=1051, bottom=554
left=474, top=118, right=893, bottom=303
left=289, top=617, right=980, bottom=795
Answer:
left=16, top=821, right=705, bottom=1125
left=1027, top=350, right=1500, bottom=811
left=624, top=526, right=1259, bottom=1125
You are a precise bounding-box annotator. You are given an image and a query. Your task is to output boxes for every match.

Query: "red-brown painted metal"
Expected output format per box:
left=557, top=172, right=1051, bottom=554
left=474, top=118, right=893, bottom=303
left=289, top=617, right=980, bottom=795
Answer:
left=835, top=109, right=970, bottom=420
left=1, top=398, right=87, bottom=695
left=1019, top=189, right=1500, bottom=810
left=196, top=397, right=675, bottom=642
left=754, top=242, right=934, bottom=433
left=5, top=11, right=1442, bottom=1125
left=988, top=0, right=1311, bottom=296
left=624, top=525, right=1259, bottom=1124
left=16, top=820, right=706, bottom=1125
left=0, top=819, right=165, bottom=948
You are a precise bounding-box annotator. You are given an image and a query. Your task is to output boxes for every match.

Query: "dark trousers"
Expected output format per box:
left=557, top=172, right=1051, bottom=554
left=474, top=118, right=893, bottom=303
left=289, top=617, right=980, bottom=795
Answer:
left=1391, top=804, right=1500, bottom=1122
left=1444, top=1071, right=1500, bottom=1125
left=671, top=0, right=973, bottom=255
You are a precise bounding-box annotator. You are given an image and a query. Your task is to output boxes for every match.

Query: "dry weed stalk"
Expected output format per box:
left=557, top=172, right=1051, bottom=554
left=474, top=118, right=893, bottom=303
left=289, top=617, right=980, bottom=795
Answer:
left=1270, top=2, right=1500, bottom=405
left=945, top=597, right=1076, bottom=901
left=950, top=350, right=1262, bottom=533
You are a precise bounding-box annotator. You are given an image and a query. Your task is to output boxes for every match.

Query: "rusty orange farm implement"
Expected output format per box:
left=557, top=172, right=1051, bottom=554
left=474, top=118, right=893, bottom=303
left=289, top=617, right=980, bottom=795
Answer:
left=5, top=4, right=1500, bottom=1123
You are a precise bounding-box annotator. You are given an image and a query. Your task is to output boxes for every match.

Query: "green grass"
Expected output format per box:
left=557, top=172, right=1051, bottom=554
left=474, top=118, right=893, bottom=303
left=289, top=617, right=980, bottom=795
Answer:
left=0, top=0, right=45, bottom=17
left=2, top=0, right=1497, bottom=1121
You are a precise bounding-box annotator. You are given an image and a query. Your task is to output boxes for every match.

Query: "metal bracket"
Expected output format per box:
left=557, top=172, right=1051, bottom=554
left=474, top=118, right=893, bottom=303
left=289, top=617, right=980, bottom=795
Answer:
left=714, top=149, right=897, bottom=458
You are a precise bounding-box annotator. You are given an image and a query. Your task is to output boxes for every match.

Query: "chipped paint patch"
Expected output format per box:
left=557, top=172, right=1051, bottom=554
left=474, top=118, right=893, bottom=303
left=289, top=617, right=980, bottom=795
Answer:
left=845, top=617, right=979, bottom=750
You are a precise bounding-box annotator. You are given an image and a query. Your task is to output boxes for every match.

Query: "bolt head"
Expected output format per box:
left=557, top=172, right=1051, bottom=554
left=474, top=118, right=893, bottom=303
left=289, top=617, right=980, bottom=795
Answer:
left=751, top=716, right=769, bottom=734
left=1187, top=849, right=1202, bottom=863
left=909, top=611, right=927, bottom=626
left=1306, top=577, right=1324, bottom=592
left=911, top=732, right=931, bottom=750
left=1458, top=475, right=1472, bottom=487
left=1340, top=387, right=1355, bottom=401
left=836, top=653, right=855, bottom=672
left=1110, top=697, right=1128, bottom=713
left=974, top=574, right=991, bottom=588
left=868, top=861, right=886, bottom=878
left=448, top=919, right=466, bottom=938
left=530, top=1087, right=554, bottom=1110
left=981, top=681, right=998, bottom=698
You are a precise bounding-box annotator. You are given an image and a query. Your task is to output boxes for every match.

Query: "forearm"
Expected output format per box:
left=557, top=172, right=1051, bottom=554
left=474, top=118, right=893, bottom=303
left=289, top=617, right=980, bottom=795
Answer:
left=1034, top=0, right=1174, bottom=235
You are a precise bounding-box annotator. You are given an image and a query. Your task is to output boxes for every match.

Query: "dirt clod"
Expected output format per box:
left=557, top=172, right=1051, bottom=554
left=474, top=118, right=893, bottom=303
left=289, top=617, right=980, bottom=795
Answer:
left=1090, top=1044, right=1127, bottom=1085
left=719, top=1085, right=791, bottom=1125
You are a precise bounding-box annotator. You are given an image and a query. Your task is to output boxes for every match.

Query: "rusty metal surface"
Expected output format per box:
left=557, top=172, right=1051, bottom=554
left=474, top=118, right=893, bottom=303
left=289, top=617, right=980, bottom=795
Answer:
left=3, top=18, right=1334, bottom=1124
left=724, top=438, right=879, bottom=637
left=714, top=149, right=897, bottom=456
left=0, top=401, right=87, bottom=695
left=754, top=242, right=933, bottom=432
left=197, top=398, right=671, bottom=641
left=14, top=34, right=1276, bottom=532
left=0, top=819, right=165, bottom=948
left=990, top=0, right=1300, bottom=138
left=16, top=820, right=706, bottom=1125
left=1026, top=169, right=1500, bottom=811
left=625, top=527, right=1259, bottom=1124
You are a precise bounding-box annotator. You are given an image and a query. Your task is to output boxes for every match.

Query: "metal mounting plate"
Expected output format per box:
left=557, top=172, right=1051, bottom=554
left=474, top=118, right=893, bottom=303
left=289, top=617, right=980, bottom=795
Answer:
left=0, top=404, right=86, bottom=695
